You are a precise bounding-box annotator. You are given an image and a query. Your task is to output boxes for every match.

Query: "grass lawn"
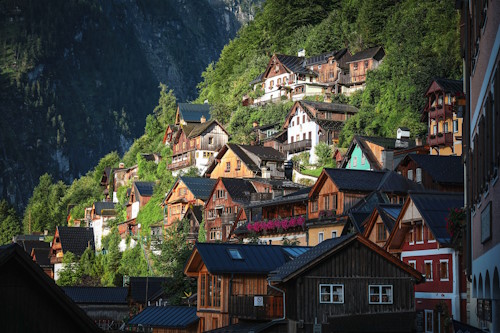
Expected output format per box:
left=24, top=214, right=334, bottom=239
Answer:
left=300, top=163, right=335, bottom=177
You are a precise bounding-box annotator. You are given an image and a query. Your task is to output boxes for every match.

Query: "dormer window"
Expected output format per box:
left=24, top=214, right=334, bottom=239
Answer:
left=275, top=65, right=279, bottom=73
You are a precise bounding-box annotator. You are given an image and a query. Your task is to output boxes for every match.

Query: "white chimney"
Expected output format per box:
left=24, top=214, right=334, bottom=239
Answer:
left=397, top=127, right=410, bottom=140
left=298, top=49, right=306, bottom=57
left=203, top=99, right=209, bottom=104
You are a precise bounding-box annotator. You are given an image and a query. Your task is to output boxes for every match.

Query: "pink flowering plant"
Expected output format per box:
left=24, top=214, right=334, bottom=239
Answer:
left=318, top=209, right=336, bottom=219
left=247, top=216, right=306, bottom=234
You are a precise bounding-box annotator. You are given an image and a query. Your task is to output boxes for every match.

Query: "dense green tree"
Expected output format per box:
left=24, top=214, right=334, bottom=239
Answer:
left=315, top=142, right=333, bottom=166
left=119, top=244, right=149, bottom=277
left=0, top=200, right=22, bottom=245
left=102, top=227, right=122, bottom=286
left=153, top=83, right=177, bottom=129
left=57, top=252, right=80, bottom=286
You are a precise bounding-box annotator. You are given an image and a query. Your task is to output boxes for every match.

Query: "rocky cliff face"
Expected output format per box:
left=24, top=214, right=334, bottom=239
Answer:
left=0, top=0, right=261, bottom=211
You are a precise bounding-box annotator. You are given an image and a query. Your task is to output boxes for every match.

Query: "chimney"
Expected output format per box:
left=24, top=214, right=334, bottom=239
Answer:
left=203, top=99, right=209, bottom=104
left=252, top=121, right=259, bottom=128
left=381, top=150, right=394, bottom=170
left=261, top=167, right=271, bottom=179
left=397, top=127, right=410, bottom=140
left=119, top=162, right=125, bottom=168
left=200, top=115, right=206, bottom=123
left=298, top=49, right=306, bottom=57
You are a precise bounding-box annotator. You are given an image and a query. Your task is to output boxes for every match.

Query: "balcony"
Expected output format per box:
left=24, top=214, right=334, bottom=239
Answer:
left=250, top=193, right=273, bottom=202
left=429, top=104, right=453, bottom=120
left=427, top=132, right=453, bottom=147
left=229, top=295, right=283, bottom=320
left=168, top=158, right=193, bottom=170
left=283, top=139, right=312, bottom=154
left=221, top=213, right=236, bottom=225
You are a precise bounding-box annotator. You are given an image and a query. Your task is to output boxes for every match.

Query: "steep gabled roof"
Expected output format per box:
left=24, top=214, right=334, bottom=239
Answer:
left=322, top=168, right=387, bottom=192
left=16, top=239, right=49, bottom=255
left=177, top=103, right=211, bottom=123
left=0, top=244, right=102, bottom=333
left=426, top=78, right=463, bottom=95
left=363, top=204, right=402, bottom=239
left=179, top=177, right=217, bottom=202
left=275, top=54, right=315, bottom=75
left=220, top=178, right=257, bottom=204
left=62, top=287, right=128, bottom=304
left=134, top=181, right=155, bottom=198
left=184, top=242, right=310, bottom=276
left=377, top=170, right=424, bottom=194
left=409, top=192, right=464, bottom=244
left=400, top=154, right=464, bottom=184
left=301, top=100, right=359, bottom=114
left=93, top=201, right=116, bottom=216
left=187, top=119, right=228, bottom=139
left=249, top=72, right=265, bottom=85
left=269, top=234, right=423, bottom=283
left=31, top=247, right=51, bottom=267
left=239, top=144, right=286, bottom=161
left=128, top=306, right=198, bottom=328
left=57, top=226, right=95, bottom=256
left=346, top=191, right=389, bottom=234
left=346, top=46, right=385, bottom=63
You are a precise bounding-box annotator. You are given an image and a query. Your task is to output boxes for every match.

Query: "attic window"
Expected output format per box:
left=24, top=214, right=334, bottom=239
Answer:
left=228, top=249, right=243, bottom=260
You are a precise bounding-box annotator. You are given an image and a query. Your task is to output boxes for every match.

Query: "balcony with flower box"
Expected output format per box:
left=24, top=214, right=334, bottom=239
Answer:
left=427, top=132, right=453, bottom=147
left=283, top=139, right=312, bottom=154
left=247, top=216, right=306, bottom=234
left=428, top=104, right=453, bottom=121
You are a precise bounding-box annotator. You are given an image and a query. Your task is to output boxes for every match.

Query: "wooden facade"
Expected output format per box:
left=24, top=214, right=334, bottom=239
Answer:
left=207, top=147, right=255, bottom=179
left=164, top=179, right=205, bottom=228
left=271, top=235, right=423, bottom=333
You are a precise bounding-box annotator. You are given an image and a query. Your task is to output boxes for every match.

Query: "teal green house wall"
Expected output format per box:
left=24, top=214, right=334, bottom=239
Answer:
left=345, top=145, right=371, bottom=170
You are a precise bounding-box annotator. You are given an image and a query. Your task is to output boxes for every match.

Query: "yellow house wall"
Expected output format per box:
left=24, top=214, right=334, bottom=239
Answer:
left=308, top=224, right=345, bottom=246
left=209, top=149, right=255, bottom=179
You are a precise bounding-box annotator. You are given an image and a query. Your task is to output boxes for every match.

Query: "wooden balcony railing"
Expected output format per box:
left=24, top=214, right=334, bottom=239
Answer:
left=429, top=104, right=453, bottom=120
left=221, top=213, right=236, bottom=225
left=229, top=295, right=283, bottom=320
left=250, top=193, right=273, bottom=202
left=283, top=139, right=312, bottom=154
left=168, top=158, right=193, bottom=170
left=428, top=132, right=453, bottom=147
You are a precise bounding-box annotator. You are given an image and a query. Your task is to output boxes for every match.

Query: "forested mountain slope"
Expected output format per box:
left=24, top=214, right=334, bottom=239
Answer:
left=0, top=0, right=260, bottom=210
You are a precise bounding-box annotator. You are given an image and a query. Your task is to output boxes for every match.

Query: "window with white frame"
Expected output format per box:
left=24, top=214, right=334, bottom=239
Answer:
left=353, top=156, right=357, bottom=167
left=416, top=168, right=422, bottom=183
left=319, top=284, right=344, bottom=303
left=453, top=120, right=459, bottom=133
left=369, top=285, right=393, bottom=304
left=424, top=260, right=433, bottom=281
left=408, top=169, right=414, bottom=181
left=361, top=154, right=366, bottom=165
left=439, top=260, right=449, bottom=281
left=425, top=309, right=433, bottom=333
left=332, top=231, right=337, bottom=238
left=408, top=260, right=416, bottom=270
left=318, top=232, right=324, bottom=243
left=415, top=223, right=424, bottom=244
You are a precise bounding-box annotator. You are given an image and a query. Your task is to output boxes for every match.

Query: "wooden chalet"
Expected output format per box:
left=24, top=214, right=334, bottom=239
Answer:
left=163, top=124, right=179, bottom=146
left=126, top=181, right=155, bottom=220
left=175, top=103, right=211, bottom=126
left=112, top=164, right=138, bottom=201
left=204, top=143, right=286, bottom=179
left=0, top=243, right=102, bottom=333
left=283, top=100, right=358, bottom=164
left=31, top=247, right=53, bottom=278
left=127, top=306, right=199, bottom=333
left=340, top=133, right=428, bottom=171
left=184, top=242, right=309, bottom=332
left=62, top=286, right=129, bottom=331
left=342, top=46, right=385, bottom=95
left=268, top=234, right=423, bottom=333
left=238, top=187, right=312, bottom=246
left=395, top=154, right=464, bottom=192
left=306, top=48, right=350, bottom=97
left=163, top=176, right=216, bottom=228
left=204, top=178, right=256, bottom=242
left=251, top=122, right=281, bottom=145
left=422, top=78, right=464, bottom=156
left=362, top=204, right=402, bottom=248
left=169, top=120, right=229, bottom=175
left=183, top=205, right=204, bottom=244
left=385, top=192, right=466, bottom=332
left=49, top=226, right=95, bottom=281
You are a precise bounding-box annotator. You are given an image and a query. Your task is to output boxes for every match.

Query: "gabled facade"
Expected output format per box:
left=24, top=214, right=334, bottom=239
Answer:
left=423, top=78, right=464, bottom=156
left=362, top=204, right=402, bottom=247
left=163, top=176, right=216, bottom=228
left=204, top=143, right=285, bottom=179
left=126, top=181, right=155, bottom=220
left=342, top=46, right=385, bottom=96
left=340, top=134, right=427, bottom=171
left=169, top=120, right=229, bottom=176
left=49, top=226, right=95, bottom=281
left=385, top=192, right=466, bottom=332
left=283, top=100, right=358, bottom=164
left=162, top=124, right=179, bottom=146
left=268, top=234, right=423, bottom=333
left=395, top=154, right=464, bottom=192
left=203, top=178, right=257, bottom=242
left=184, top=242, right=309, bottom=332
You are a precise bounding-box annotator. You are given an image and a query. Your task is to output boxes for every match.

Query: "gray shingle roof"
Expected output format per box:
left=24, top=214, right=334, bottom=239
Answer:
left=129, top=277, right=170, bottom=303
left=57, top=226, right=95, bottom=256
left=134, top=181, right=155, bottom=197
left=180, top=177, right=217, bottom=201
left=15, top=239, right=49, bottom=255
left=323, top=168, right=387, bottom=192
left=192, top=242, right=310, bottom=275
left=433, top=78, right=463, bottom=94
left=93, top=201, right=116, bottom=215
left=410, top=192, right=464, bottom=244
left=128, top=306, right=198, bottom=328
left=346, top=46, right=385, bottom=63
left=62, top=287, right=128, bottom=304
left=178, top=103, right=211, bottom=123
left=377, top=204, right=403, bottom=231
left=32, top=247, right=51, bottom=266
left=301, top=100, right=358, bottom=114
left=276, top=54, right=316, bottom=76
left=377, top=170, right=424, bottom=194
left=269, top=234, right=355, bottom=282
left=405, top=154, right=464, bottom=184
left=347, top=191, right=389, bottom=233
left=220, top=178, right=257, bottom=204
left=239, top=144, right=286, bottom=161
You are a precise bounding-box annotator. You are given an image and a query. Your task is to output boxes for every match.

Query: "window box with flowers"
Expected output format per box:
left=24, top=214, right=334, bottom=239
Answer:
left=445, top=208, right=465, bottom=250
left=247, top=216, right=306, bottom=234
left=437, top=132, right=444, bottom=138
left=318, top=210, right=336, bottom=220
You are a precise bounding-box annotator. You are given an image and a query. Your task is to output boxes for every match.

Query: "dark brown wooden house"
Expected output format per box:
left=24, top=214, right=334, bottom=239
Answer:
left=0, top=243, right=102, bottom=333
left=268, top=234, right=423, bottom=333
left=184, top=242, right=310, bottom=332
